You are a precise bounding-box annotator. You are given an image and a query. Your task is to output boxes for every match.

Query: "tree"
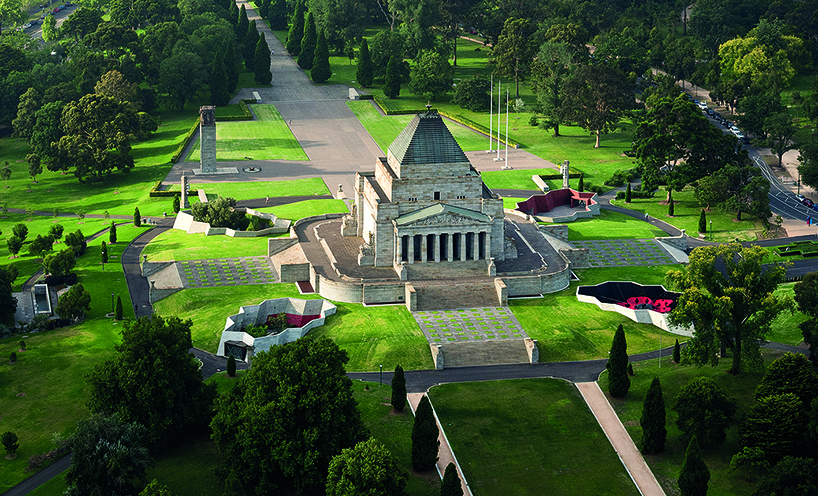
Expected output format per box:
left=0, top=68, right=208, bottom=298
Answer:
left=668, top=191, right=675, bottom=216
left=88, top=316, right=217, bottom=447
left=101, top=241, right=108, bottom=264
left=60, top=6, right=103, bottom=40
left=311, top=31, right=331, bottom=83
left=369, top=30, right=405, bottom=80
left=28, top=234, right=54, bottom=258
left=41, top=13, right=57, bottom=42
left=110, top=222, right=118, bottom=243
left=0, top=266, right=17, bottom=324
left=678, top=435, right=709, bottom=496
left=172, top=195, right=181, bottom=214
left=411, top=395, right=438, bottom=471
left=30, top=101, right=65, bottom=166
left=640, top=377, right=666, bottom=454
left=531, top=41, right=575, bottom=137
left=756, top=352, right=818, bottom=407
left=6, top=236, right=22, bottom=258
left=140, top=479, right=175, bottom=496
left=211, top=337, right=368, bottom=495
left=226, top=354, right=236, bottom=377
left=356, top=39, right=373, bottom=87
left=799, top=138, right=818, bottom=192
left=159, top=51, right=207, bottom=110
left=210, top=50, right=230, bottom=106
left=235, top=4, right=248, bottom=40
left=607, top=324, right=630, bottom=397
left=764, top=111, right=798, bottom=167
left=452, top=75, right=491, bottom=112
left=64, top=229, right=87, bottom=257
left=12, top=223, right=27, bottom=243
left=191, top=196, right=249, bottom=230
left=752, top=456, right=818, bottom=496
left=134, top=207, right=141, bottom=227
left=698, top=210, right=707, bottom=234
left=254, top=34, right=273, bottom=85
left=26, top=154, right=41, bottom=183
left=673, top=377, right=736, bottom=445
left=810, top=397, right=818, bottom=444
left=286, top=0, right=305, bottom=56
left=440, top=462, right=463, bottom=496
left=1, top=431, right=19, bottom=458
left=268, top=0, right=287, bottom=30
left=0, top=0, right=25, bottom=36
left=409, top=50, right=453, bottom=102
left=298, top=12, right=317, bottom=70
left=57, top=283, right=91, bottom=322
left=383, top=56, right=402, bottom=99
left=490, top=18, right=536, bottom=98
left=739, top=393, right=808, bottom=463
left=1, top=164, right=10, bottom=188
left=794, top=271, right=818, bottom=363
left=673, top=339, right=681, bottom=363
left=667, top=244, right=789, bottom=374
left=564, top=63, right=633, bottom=148
left=115, top=295, right=123, bottom=320
left=326, top=438, right=407, bottom=496
left=94, top=70, right=141, bottom=110
left=12, top=87, right=40, bottom=140
left=43, top=249, right=76, bottom=277
left=391, top=365, right=406, bottom=412
left=243, top=21, right=258, bottom=71
left=64, top=414, right=153, bottom=496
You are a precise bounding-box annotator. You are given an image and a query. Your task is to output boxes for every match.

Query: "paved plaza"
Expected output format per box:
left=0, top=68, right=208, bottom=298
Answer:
left=178, top=256, right=276, bottom=288
left=570, top=239, right=677, bottom=267
left=413, top=307, right=529, bottom=344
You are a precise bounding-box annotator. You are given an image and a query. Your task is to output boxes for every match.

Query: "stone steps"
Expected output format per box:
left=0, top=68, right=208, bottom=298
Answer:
left=414, top=281, right=499, bottom=310
left=439, top=339, right=530, bottom=367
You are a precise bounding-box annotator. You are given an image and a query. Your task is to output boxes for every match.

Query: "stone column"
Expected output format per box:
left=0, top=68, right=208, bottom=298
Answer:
left=407, top=235, right=414, bottom=264
left=433, top=234, right=441, bottom=263
left=420, top=234, right=428, bottom=263
left=199, top=106, right=217, bottom=173
left=460, top=233, right=467, bottom=261
left=447, top=233, right=453, bottom=262
left=472, top=232, right=480, bottom=260
left=484, top=231, right=491, bottom=261
left=180, top=175, right=189, bottom=208
left=395, top=233, right=402, bottom=264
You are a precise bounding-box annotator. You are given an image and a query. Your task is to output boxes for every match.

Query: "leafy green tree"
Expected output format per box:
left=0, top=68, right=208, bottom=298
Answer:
left=764, top=111, right=798, bottom=168
left=4, top=236, right=20, bottom=258
left=134, top=207, right=141, bottom=227
left=57, top=283, right=91, bottom=322
left=172, top=195, right=181, bottom=213
left=452, top=75, right=490, bottom=112
left=60, top=6, right=103, bottom=40
left=43, top=249, right=76, bottom=277
left=226, top=354, right=236, bottom=377
left=115, top=295, right=123, bottom=320
left=210, top=50, right=231, bottom=106
left=740, top=393, right=808, bottom=463
left=94, top=70, right=141, bottom=110
left=225, top=38, right=239, bottom=93
left=268, top=0, right=287, bottom=30
left=286, top=0, right=305, bottom=56
left=30, top=100, right=65, bottom=167
left=794, top=272, right=818, bottom=363
left=490, top=18, right=536, bottom=98
left=391, top=365, right=406, bottom=412
left=64, top=229, right=87, bottom=257
left=411, top=395, right=438, bottom=471
left=1, top=431, right=19, bottom=458
left=678, top=435, right=709, bottom=496
left=101, top=241, right=109, bottom=265
left=737, top=92, right=784, bottom=139
left=28, top=234, right=54, bottom=258
left=667, top=244, right=789, bottom=374
left=140, top=479, right=175, bottom=496
left=12, top=87, right=40, bottom=140
left=810, top=397, right=818, bottom=444
left=369, top=30, right=405, bottom=80
left=673, top=339, right=681, bottom=363
left=41, top=13, right=58, bottom=42
left=159, top=51, right=207, bottom=110
left=409, top=50, right=453, bottom=102
left=192, top=196, right=249, bottom=230
left=49, top=224, right=64, bottom=243
left=440, top=462, right=462, bottom=496
left=311, top=30, right=331, bottom=83
left=11, top=223, right=27, bottom=242
left=326, top=438, right=407, bottom=496
left=752, top=456, right=818, bottom=496
left=1, top=163, right=10, bottom=188
left=383, top=55, right=402, bottom=99
left=756, top=352, right=818, bottom=407
left=673, top=377, right=736, bottom=445
left=26, top=153, right=42, bottom=183
left=564, top=63, right=633, bottom=148
left=87, top=316, right=217, bottom=446
left=578, top=174, right=584, bottom=192
left=110, top=222, right=118, bottom=243
left=668, top=191, right=675, bottom=216
left=212, top=338, right=368, bottom=495
left=254, top=34, right=273, bottom=85
left=640, top=377, right=666, bottom=454
left=531, top=41, right=576, bottom=136
left=698, top=210, right=707, bottom=234
left=607, top=324, right=630, bottom=397
left=0, top=0, right=25, bottom=36
left=356, top=39, right=374, bottom=87
left=298, top=12, right=317, bottom=70
left=64, top=414, right=153, bottom=496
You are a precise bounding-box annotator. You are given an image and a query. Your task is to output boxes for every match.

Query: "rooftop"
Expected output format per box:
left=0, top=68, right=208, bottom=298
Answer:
left=388, top=110, right=470, bottom=166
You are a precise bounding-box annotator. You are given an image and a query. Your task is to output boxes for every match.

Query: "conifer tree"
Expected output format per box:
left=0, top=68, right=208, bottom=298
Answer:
left=100, top=241, right=108, bottom=264
left=640, top=377, right=666, bottom=454
left=286, top=1, right=305, bottom=56
left=236, top=5, right=249, bottom=41
left=109, top=222, right=117, bottom=243
left=625, top=183, right=632, bottom=202
left=254, top=34, right=273, bottom=85
left=269, top=0, right=287, bottom=30
left=311, top=30, right=331, bottom=83
left=383, top=55, right=401, bottom=99
left=172, top=195, right=181, bottom=214
left=134, top=207, right=142, bottom=227
left=440, top=462, right=463, bottom=496
left=244, top=20, right=258, bottom=71
left=298, top=12, right=317, bottom=69
left=698, top=209, right=707, bottom=233
left=227, top=355, right=236, bottom=377
left=578, top=173, right=584, bottom=192
left=115, top=295, right=123, bottom=320
left=411, top=395, right=439, bottom=471
left=668, top=190, right=675, bottom=216
left=391, top=365, right=406, bottom=412
left=678, top=435, right=710, bottom=496
left=673, top=339, right=681, bottom=363
left=607, top=324, right=630, bottom=397
left=356, top=39, right=374, bottom=87
left=228, top=1, right=238, bottom=26
left=225, top=38, right=240, bottom=93
left=210, top=50, right=231, bottom=106
left=257, top=0, right=269, bottom=19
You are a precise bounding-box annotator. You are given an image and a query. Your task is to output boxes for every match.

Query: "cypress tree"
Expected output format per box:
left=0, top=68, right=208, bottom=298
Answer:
left=383, top=55, right=401, bottom=99
left=440, top=462, right=463, bottom=496
left=254, top=34, right=273, bottom=85
left=578, top=173, right=584, bottom=192
left=298, top=12, right=316, bottom=69
left=225, top=38, right=239, bottom=93
left=698, top=209, right=707, bottom=233
left=411, top=395, right=439, bottom=471
left=227, top=355, right=237, bottom=377
left=668, top=190, right=675, bottom=216
left=627, top=362, right=634, bottom=376
left=210, top=50, right=231, bottom=106
left=607, top=324, right=630, bottom=397
left=134, top=207, right=141, bottom=227
left=258, top=0, right=269, bottom=19
left=391, top=365, right=406, bottom=412
left=286, top=1, right=305, bottom=56
left=311, top=30, right=331, bottom=83
left=236, top=4, right=249, bottom=40
left=109, top=222, right=117, bottom=243
left=269, top=0, right=287, bottom=30
left=678, top=435, right=710, bottom=496
left=625, top=182, right=632, bottom=202
left=640, top=377, right=667, bottom=454
left=115, top=295, right=123, bottom=320
left=228, top=0, right=238, bottom=26
left=172, top=195, right=181, bottom=214
left=356, top=39, right=374, bottom=87
left=243, top=20, right=258, bottom=71
left=673, top=339, right=681, bottom=363
left=100, top=241, right=108, bottom=264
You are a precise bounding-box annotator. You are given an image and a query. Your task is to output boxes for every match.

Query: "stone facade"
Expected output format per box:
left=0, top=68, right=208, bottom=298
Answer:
left=199, top=106, right=217, bottom=173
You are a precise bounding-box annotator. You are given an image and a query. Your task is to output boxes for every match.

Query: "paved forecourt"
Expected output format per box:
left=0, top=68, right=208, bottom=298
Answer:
left=178, top=256, right=276, bottom=288
left=570, top=239, right=677, bottom=267
left=413, top=307, right=528, bottom=344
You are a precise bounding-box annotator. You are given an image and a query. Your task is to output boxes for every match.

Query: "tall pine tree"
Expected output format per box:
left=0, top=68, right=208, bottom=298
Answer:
left=668, top=190, right=675, bottom=216
left=391, top=365, right=406, bottom=412
left=607, top=324, right=630, bottom=397
left=678, top=435, right=710, bottom=496
left=235, top=5, right=249, bottom=40
left=625, top=182, right=632, bottom=202
left=224, top=38, right=239, bottom=93
left=243, top=20, right=258, bottom=71
left=210, top=50, right=230, bottom=106
left=298, top=12, right=316, bottom=69
left=269, top=0, right=287, bottom=30
left=228, top=0, right=238, bottom=26
left=698, top=209, right=707, bottom=233
left=411, top=395, right=439, bottom=471
left=254, top=34, right=273, bottom=85
left=257, top=0, right=269, bottom=19
left=311, top=30, right=331, bottom=83
left=383, top=55, right=401, bottom=99
left=286, top=0, right=305, bottom=56
left=640, top=377, right=666, bottom=454
left=440, top=462, right=463, bottom=496
left=356, top=39, right=374, bottom=87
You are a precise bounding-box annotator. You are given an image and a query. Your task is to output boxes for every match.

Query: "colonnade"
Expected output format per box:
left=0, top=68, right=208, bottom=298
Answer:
left=395, top=231, right=491, bottom=264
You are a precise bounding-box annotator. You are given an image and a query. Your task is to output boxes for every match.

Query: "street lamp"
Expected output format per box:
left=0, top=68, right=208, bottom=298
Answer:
left=111, top=293, right=114, bottom=313
left=709, top=220, right=712, bottom=241
left=379, top=364, right=383, bottom=386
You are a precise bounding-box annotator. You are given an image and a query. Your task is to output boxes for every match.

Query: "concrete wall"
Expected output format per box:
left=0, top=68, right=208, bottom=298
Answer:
left=657, top=233, right=688, bottom=251
left=279, top=263, right=311, bottom=283
left=362, top=283, right=405, bottom=305
left=405, top=284, right=417, bottom=311
left=494, top=278, right=508, bottom=306
left=268, top=238, right=299, bottom=257
left=290, top=213, right=346, bottom=237
left=539, top=224, right=568, bottom=242
left=532, top=174, right=549, bottom=192
left=576, top=291, right=693, bottom=336
left=502, top=266, right=571, bottom=296
left=174, top=210, right=289, bottom=237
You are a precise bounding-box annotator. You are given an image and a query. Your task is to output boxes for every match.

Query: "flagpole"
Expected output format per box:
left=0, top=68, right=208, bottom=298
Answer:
left=487, top=74, right=493, bottom=153
left=505, top=88, right=509, bottom=164
left=495, top=81, right=502, bottom=161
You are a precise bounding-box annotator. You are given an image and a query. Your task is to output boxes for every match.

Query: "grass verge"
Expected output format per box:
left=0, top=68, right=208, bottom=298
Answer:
left=544, top=209, right=667, bottom=241
left=186, top=177, right=329, bottom=199
left=256, top=198, right=349, bottom=220
left=141, top=229, right=273, bottom=262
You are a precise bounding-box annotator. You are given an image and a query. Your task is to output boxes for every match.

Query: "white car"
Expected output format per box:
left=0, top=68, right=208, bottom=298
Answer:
left=698, top=101, right=708, bottom=110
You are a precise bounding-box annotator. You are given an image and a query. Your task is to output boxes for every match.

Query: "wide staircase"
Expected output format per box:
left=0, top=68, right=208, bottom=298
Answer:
left=438, top=340, right=530, bottom=367
left=413, top=280, right=500, bottom=311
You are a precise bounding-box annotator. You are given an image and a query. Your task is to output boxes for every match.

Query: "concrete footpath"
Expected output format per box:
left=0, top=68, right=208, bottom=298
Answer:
left=575, top=382, right=666, bottom=496
left=407, top=393, right=472, bottom=496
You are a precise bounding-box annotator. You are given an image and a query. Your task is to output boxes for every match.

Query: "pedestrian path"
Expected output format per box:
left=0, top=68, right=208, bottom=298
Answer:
left=570, top=239, right=677, bottom=267
left=413, top=307, right=527, bottom=344
left=575, top=382, right=666, bottom=496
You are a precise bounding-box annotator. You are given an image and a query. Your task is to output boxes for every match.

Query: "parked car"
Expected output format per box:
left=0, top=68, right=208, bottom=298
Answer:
left=804, top=198, right=814, bottom=208
left=698, top=101, right=708, bottom=110
left=741, top=136, right=751, bottom=145
left=797, top=194, right=806, bottom=202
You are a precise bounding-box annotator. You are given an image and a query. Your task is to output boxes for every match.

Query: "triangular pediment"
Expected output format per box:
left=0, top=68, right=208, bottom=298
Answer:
left=395, top=204, right=490, bottom=228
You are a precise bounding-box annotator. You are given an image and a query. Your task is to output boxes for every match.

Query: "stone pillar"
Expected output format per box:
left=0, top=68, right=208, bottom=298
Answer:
left=199, top=106, right=217, bottom=173
left=433, top=234, right=440, bottom=262
left=484, top=231, right=491, bottom=260
left=560, top=160, right=570, bottom=190
left=460, top=233, right=467, bottom=261
left=472, top=232, right=480, bottom=260
left=395, top=233, right=402, bottom=264
left=446, top=233, right=453, bottom=262
left=180, top=175, right=189, bottom=208
left=407, top=235, right=414, bottom=264
left=420, top=234, right=427, bottom=263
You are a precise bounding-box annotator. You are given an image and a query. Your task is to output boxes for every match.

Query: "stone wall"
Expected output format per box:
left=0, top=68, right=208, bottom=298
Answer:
left=561, top=249, right=590, bottom=268
left=494, top=278, right=508, bottom=306
left=362, top=283, right=405, bottom=305
left=387, top=153, right=471, bottom=180
left=524, top=338, right=539, bottom=364
left=405, top=284, right=417, bottom=311
left=268, top=237, right=299, bottom=257
left=429, top=344, right=444, bottom=370
left=539, top=224, right=568, bottom=242
left=657, top=232, right=688, bottom=251
left=174, top=210, right=289, bottom=237
left=502, top=266, right=571, bottom=296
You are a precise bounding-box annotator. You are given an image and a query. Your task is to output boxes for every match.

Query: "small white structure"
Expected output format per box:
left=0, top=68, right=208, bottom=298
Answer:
left=217, top=298, right=337, bottom=361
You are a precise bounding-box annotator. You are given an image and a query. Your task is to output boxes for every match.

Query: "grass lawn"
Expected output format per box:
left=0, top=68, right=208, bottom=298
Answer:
left=501, top=196, right=526, bottom=209
left=544, top=209, right=667, bottom=241
left=256, top=198, right=349, bottom=220
left=512, top=265, right=688, bottom=362
left=184, top=105, right=307, bottom=162
left=481, top=168, right=555, bottom=190
left=611, top=186, right=765, bottom=242
left=25, top=472, right=67, bottom=495
left=141, top=229, right=274, bottom=262
left=429, top=379, right=639, bottom=496
left=768, top=282, right=808, bottom=345
left=601, top=349, right=788, bottom=496
left=184, top=177, right=329, bottom=199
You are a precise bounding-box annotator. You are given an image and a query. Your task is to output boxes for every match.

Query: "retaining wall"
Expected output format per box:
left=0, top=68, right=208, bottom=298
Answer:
left=173, top=210, right=289, bottom=237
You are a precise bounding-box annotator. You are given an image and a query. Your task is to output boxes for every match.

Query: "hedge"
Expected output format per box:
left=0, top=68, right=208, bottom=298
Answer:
left=373, top=95, right=425, bottom=115
left=539, top=173, right=582, bottom=180
left=149, top=180, right=199, bottom=198
left=217, top=99, right=254, bottom=122
left=170, top=120, right=200, bottom=163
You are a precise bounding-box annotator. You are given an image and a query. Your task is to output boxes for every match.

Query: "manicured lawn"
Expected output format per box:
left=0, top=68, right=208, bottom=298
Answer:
left=601, top=349, right=787, bottom=496
left=429, top=379, right=639, bottom=496
left=547, top=209, right=667, bottom=241
left=185, top=177, right=329, bottom=199
left=141, top=229, right=274, bottom=262
left=256, top=198, right=349, bottom=220
left=611, top=186, right=765, bottom=242
left=511, top=265, right=688, bottom=362
left=184, top=104, right=307, bottom=162
left=25, top=472, right=67, bottom=495
left=481, top=168, right=555, bottom=190
left=501, top=196, right=526, bottom=209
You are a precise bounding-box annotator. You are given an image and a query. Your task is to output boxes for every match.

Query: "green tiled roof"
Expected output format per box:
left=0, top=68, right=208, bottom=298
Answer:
left=395, top=203, right=489, bottom=226
left=388, top=111, right=469, bottom=166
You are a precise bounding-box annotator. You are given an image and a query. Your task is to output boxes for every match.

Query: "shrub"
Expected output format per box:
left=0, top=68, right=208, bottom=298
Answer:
left=2, top=431, right=19, bottom=457
left=391, top=365, right=406, bottom=412
left=640, top=377, right=666, bottom=454
left=227, top=355, right=236, bottom=377
left=109, top=223, right=117, bottom=243
left=529, top=115, right=539, bottom=126
left=114, top=295, right=123, bottom=320
left=9, top=351, right=17, bottom=363
left=18, top=339, right=25, bottom=350
left=604, top=168, right=638, bottom=187
left=616, top=188, right=654, bottom=200
left=674, top=377, right=736, bottom=445
left=191, top=196, right=249, bottom=230
left=673, top=339, right=681, bottom=363
left=134, top=207, right=141, bottom=227
left=698, top=210, right=707, bottom=233
left=172, top=196, right=180, bottom=213
left=452, top=74, right=491, bottom=111
left=627, top=362, right=634, bottom=375
left=625, top=183, right=632, bottom=202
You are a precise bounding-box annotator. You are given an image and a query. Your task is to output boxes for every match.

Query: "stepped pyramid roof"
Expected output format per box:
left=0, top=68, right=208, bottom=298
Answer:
left=387, top=110, right=469, bottom=166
